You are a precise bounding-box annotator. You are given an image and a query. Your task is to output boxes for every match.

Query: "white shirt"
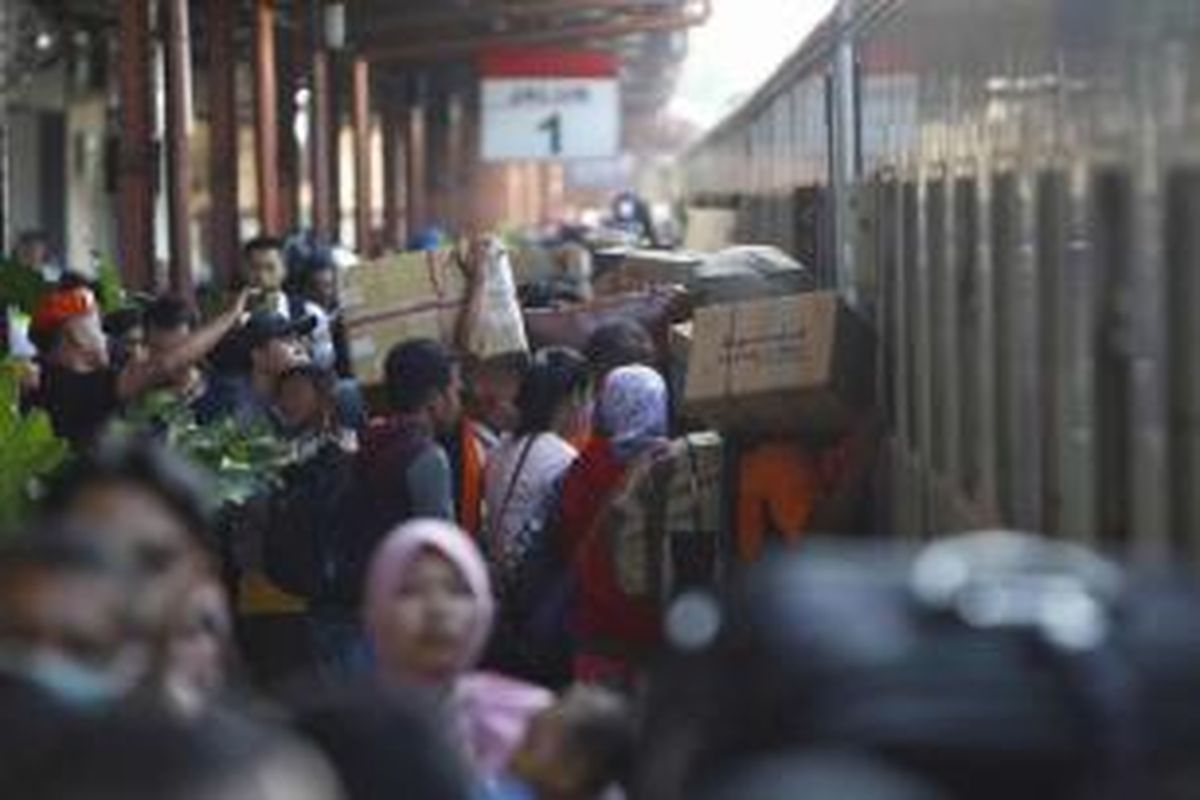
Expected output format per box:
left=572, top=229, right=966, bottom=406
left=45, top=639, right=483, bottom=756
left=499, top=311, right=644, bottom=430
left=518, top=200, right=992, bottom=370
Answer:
left=482, top=433, right=577, bottom=573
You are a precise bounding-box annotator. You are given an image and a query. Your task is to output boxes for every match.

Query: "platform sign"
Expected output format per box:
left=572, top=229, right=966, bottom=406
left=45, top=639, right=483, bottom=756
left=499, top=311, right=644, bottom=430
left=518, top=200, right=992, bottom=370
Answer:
left=480, top=48, right=620, bottom=161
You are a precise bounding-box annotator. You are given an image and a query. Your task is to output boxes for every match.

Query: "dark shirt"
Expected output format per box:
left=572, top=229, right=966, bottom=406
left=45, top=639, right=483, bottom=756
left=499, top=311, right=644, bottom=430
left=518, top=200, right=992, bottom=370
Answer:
left=34, top=364, right=120, bottom=447
left=193, top=374, right=277, bottom=429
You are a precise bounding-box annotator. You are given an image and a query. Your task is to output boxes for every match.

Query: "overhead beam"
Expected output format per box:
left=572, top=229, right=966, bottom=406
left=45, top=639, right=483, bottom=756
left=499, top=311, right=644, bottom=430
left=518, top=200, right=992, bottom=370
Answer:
left=352, top=0, right=685, bottom=35
left=362, top=1, right=711, bottom=62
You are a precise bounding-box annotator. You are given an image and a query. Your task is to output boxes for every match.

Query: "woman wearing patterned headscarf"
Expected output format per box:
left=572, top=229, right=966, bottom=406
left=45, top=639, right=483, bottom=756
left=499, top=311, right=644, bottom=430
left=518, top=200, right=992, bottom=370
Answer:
left=556, top=365, right=670, bottom=685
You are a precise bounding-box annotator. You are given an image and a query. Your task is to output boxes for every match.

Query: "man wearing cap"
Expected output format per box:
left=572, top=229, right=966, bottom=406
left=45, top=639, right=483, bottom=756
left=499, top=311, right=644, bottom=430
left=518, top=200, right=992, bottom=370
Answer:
left=243, top=237, right=335, bottom=372
left=28, top=286, right=251, bottom=447
left=193, top=310, right=314, bottom=429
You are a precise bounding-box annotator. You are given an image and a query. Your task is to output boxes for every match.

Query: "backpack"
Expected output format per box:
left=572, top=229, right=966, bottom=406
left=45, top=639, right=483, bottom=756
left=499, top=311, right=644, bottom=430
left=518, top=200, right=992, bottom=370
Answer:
left=263, top=441, right=360, bottom=605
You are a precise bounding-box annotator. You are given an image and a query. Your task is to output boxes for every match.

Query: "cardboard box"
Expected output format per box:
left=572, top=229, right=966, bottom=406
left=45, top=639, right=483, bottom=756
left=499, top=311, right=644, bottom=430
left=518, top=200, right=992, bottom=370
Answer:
left=341, top=250, right=467, bottom=386
left=345, top=304, right=457, bottom=386
left=341, top=250, right=464, bottom=323
left=683, top=291, right=875, bottom=440
left=593, top=249, right=703, bottom=296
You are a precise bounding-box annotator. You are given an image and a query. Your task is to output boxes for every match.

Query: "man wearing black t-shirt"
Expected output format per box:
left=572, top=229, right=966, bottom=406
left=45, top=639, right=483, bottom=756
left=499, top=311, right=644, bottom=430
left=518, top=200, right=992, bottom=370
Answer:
left=29, top=286, right=251, bottom=447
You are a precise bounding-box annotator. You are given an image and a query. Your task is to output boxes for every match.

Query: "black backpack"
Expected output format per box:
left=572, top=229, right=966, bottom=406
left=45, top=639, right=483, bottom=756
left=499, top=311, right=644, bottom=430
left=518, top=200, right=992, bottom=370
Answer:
left=263, top=442, right=363, bottom=606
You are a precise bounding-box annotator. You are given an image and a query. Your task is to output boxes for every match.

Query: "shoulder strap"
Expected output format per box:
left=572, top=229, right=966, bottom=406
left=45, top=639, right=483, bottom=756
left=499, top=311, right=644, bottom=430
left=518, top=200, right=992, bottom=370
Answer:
left=489, top=434, right=540, bottom=545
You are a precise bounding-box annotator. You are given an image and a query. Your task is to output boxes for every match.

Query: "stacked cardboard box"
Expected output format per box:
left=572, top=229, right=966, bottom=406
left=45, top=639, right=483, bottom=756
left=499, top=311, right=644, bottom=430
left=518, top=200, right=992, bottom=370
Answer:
left=684, top=291, right=874, bottom=441
left=342, top=250, right=464, bottom=385
left=593, top=249, right=704, bottom=296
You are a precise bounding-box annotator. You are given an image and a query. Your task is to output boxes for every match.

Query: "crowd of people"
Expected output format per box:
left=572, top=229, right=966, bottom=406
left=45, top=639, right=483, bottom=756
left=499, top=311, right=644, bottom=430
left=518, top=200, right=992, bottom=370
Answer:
left=2, top=227, right=1200, bottom=799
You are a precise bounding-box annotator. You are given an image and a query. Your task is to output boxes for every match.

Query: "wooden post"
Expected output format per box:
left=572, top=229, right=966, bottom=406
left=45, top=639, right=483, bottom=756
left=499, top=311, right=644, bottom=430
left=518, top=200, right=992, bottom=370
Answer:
left=381, top=100, right=405, bottom=251
left=310, top=43, right=334, bottom=241
left=405, top=80, right=427, bottom=241
left=207, top=0, right=239, bottom=288
left=351, top=58, right=372, bottom=255
left=117, top=0, right=154, bottom=291
left=162, top=0, right=194, bottom=299
left=278, top=16, right=302, bottom=232
left=253, top=0, right=281, bottom=236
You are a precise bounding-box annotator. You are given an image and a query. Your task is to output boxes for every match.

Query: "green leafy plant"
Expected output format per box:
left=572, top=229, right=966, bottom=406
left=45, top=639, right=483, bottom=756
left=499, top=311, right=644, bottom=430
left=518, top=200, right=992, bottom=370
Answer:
left=0, top=360, right=69, bottom=532
left=0, top=256, right=52, bottom=315
left=115, top=392, right=296, bottom=508
left=93, top=255, right=126, bottom=313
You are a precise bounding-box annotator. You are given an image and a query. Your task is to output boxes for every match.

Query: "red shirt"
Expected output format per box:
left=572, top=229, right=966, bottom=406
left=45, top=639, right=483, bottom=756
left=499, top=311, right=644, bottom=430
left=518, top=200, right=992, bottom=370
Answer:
left=557, top=437, right=660, bottom=649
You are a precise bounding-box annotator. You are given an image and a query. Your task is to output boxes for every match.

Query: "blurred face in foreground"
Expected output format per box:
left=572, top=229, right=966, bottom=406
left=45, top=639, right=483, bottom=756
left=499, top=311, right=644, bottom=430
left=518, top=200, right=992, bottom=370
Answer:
left=164, top=578, right=232, bottom=715
left=65, top=480, right=208, bottom=633
left=0, top=567, right=142, bottom=704
left=376, top=549, right=478, bottom=684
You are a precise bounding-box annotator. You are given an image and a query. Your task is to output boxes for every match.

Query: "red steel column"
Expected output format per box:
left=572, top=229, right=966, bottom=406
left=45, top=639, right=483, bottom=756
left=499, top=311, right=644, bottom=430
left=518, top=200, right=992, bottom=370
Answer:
left=207, top=0, right=239, bottom=287
left=381, top=100, right=405, bottom=251
left=405, top=90, right=427, bottom=241
left=162, top=0, right=194, bottom=299
left=351, top=58, right=372, bottom=255
left=253, top=0, right=281, bottom=235
left=117, top=0, right=154, bottom=291
left=310, top=44, right=334, bottom=241
left=278, top=17, right=302, bottom=232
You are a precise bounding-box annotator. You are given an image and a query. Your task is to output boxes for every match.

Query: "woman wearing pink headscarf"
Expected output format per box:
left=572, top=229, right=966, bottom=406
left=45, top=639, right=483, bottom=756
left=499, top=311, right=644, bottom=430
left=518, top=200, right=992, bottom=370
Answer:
left=364, top=519, right=553, bottom=779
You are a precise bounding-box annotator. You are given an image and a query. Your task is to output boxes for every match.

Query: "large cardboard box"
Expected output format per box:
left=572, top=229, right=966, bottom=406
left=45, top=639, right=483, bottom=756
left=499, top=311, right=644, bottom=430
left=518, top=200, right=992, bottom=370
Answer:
left=342, top=250, right=464, bottom=385
left=684, top=291, right=875, bottom=440
left=341, top=250, right=464, bottom=322
left=593, top=249, right=703, bottom=296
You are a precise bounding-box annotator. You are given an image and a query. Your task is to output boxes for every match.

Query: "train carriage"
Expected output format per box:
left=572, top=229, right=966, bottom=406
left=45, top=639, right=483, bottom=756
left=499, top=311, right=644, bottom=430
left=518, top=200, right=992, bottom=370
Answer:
left=683, top=0, right=1200, bottom=559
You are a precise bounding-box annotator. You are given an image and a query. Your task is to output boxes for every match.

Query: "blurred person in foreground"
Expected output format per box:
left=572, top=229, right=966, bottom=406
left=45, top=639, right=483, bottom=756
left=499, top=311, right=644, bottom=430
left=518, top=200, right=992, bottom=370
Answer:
left=13, top=708, right=342, bottom=800
left=487, top=684, right=636, bottom=800
left=291, top=683, right=473, bottom=800
left=365, top=519, right=552, bottom=780
left=636, top=532, right=1200, bottom=800
left=0, top=525, right=145, bottom=781
left=42, top=437, right=227, bottom=714
left=27, top=285, right=251, bottom=447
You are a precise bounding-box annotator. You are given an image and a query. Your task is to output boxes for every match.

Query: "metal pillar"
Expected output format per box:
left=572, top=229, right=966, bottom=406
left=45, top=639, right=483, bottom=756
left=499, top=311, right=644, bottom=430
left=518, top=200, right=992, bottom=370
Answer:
left=117, top=0, right=155, bottom=291
left=162, top=0, right=194, bottom=299
left=207, top=0, right=238, bottom=288
left=382, top=99, right=405, bottom=250
left=831, top=0, right=860, bottom=303
left=253, top=0, right=281, bottom=236
left=352, top=57, right=372, bottom=255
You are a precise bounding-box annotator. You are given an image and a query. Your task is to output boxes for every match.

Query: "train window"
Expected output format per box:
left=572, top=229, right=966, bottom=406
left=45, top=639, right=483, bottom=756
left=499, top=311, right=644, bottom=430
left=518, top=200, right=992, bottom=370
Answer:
left=876, top=176, right=901, bottom=434
left=956, top=177, right=983, bottom=501
left=1165, top=168, right=1200, bottom=558
left=927, top=178, right=952, bottom=477
left=1093, top=169, right=1133, bottom=548
left=992, top=172, right=1018, bottom=524
left=902, top=180, right=920, bottom=451
left=1037, top=171, right=1068, bottom=536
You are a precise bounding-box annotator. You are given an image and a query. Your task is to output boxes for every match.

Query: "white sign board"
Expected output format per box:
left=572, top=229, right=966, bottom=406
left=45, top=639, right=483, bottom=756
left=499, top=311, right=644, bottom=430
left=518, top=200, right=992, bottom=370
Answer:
left=479, top=49, right=620, bottom=162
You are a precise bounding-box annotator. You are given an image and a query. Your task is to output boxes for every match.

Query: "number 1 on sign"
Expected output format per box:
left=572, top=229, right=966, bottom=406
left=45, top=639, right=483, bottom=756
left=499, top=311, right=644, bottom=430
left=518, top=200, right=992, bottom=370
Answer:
left=538, top=112, right=562, bottom=155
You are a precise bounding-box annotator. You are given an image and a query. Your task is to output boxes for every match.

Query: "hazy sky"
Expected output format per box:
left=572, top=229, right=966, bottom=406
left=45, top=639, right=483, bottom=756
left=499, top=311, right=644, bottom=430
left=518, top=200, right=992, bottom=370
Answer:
left=671, top=0, right=836, bottom=130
